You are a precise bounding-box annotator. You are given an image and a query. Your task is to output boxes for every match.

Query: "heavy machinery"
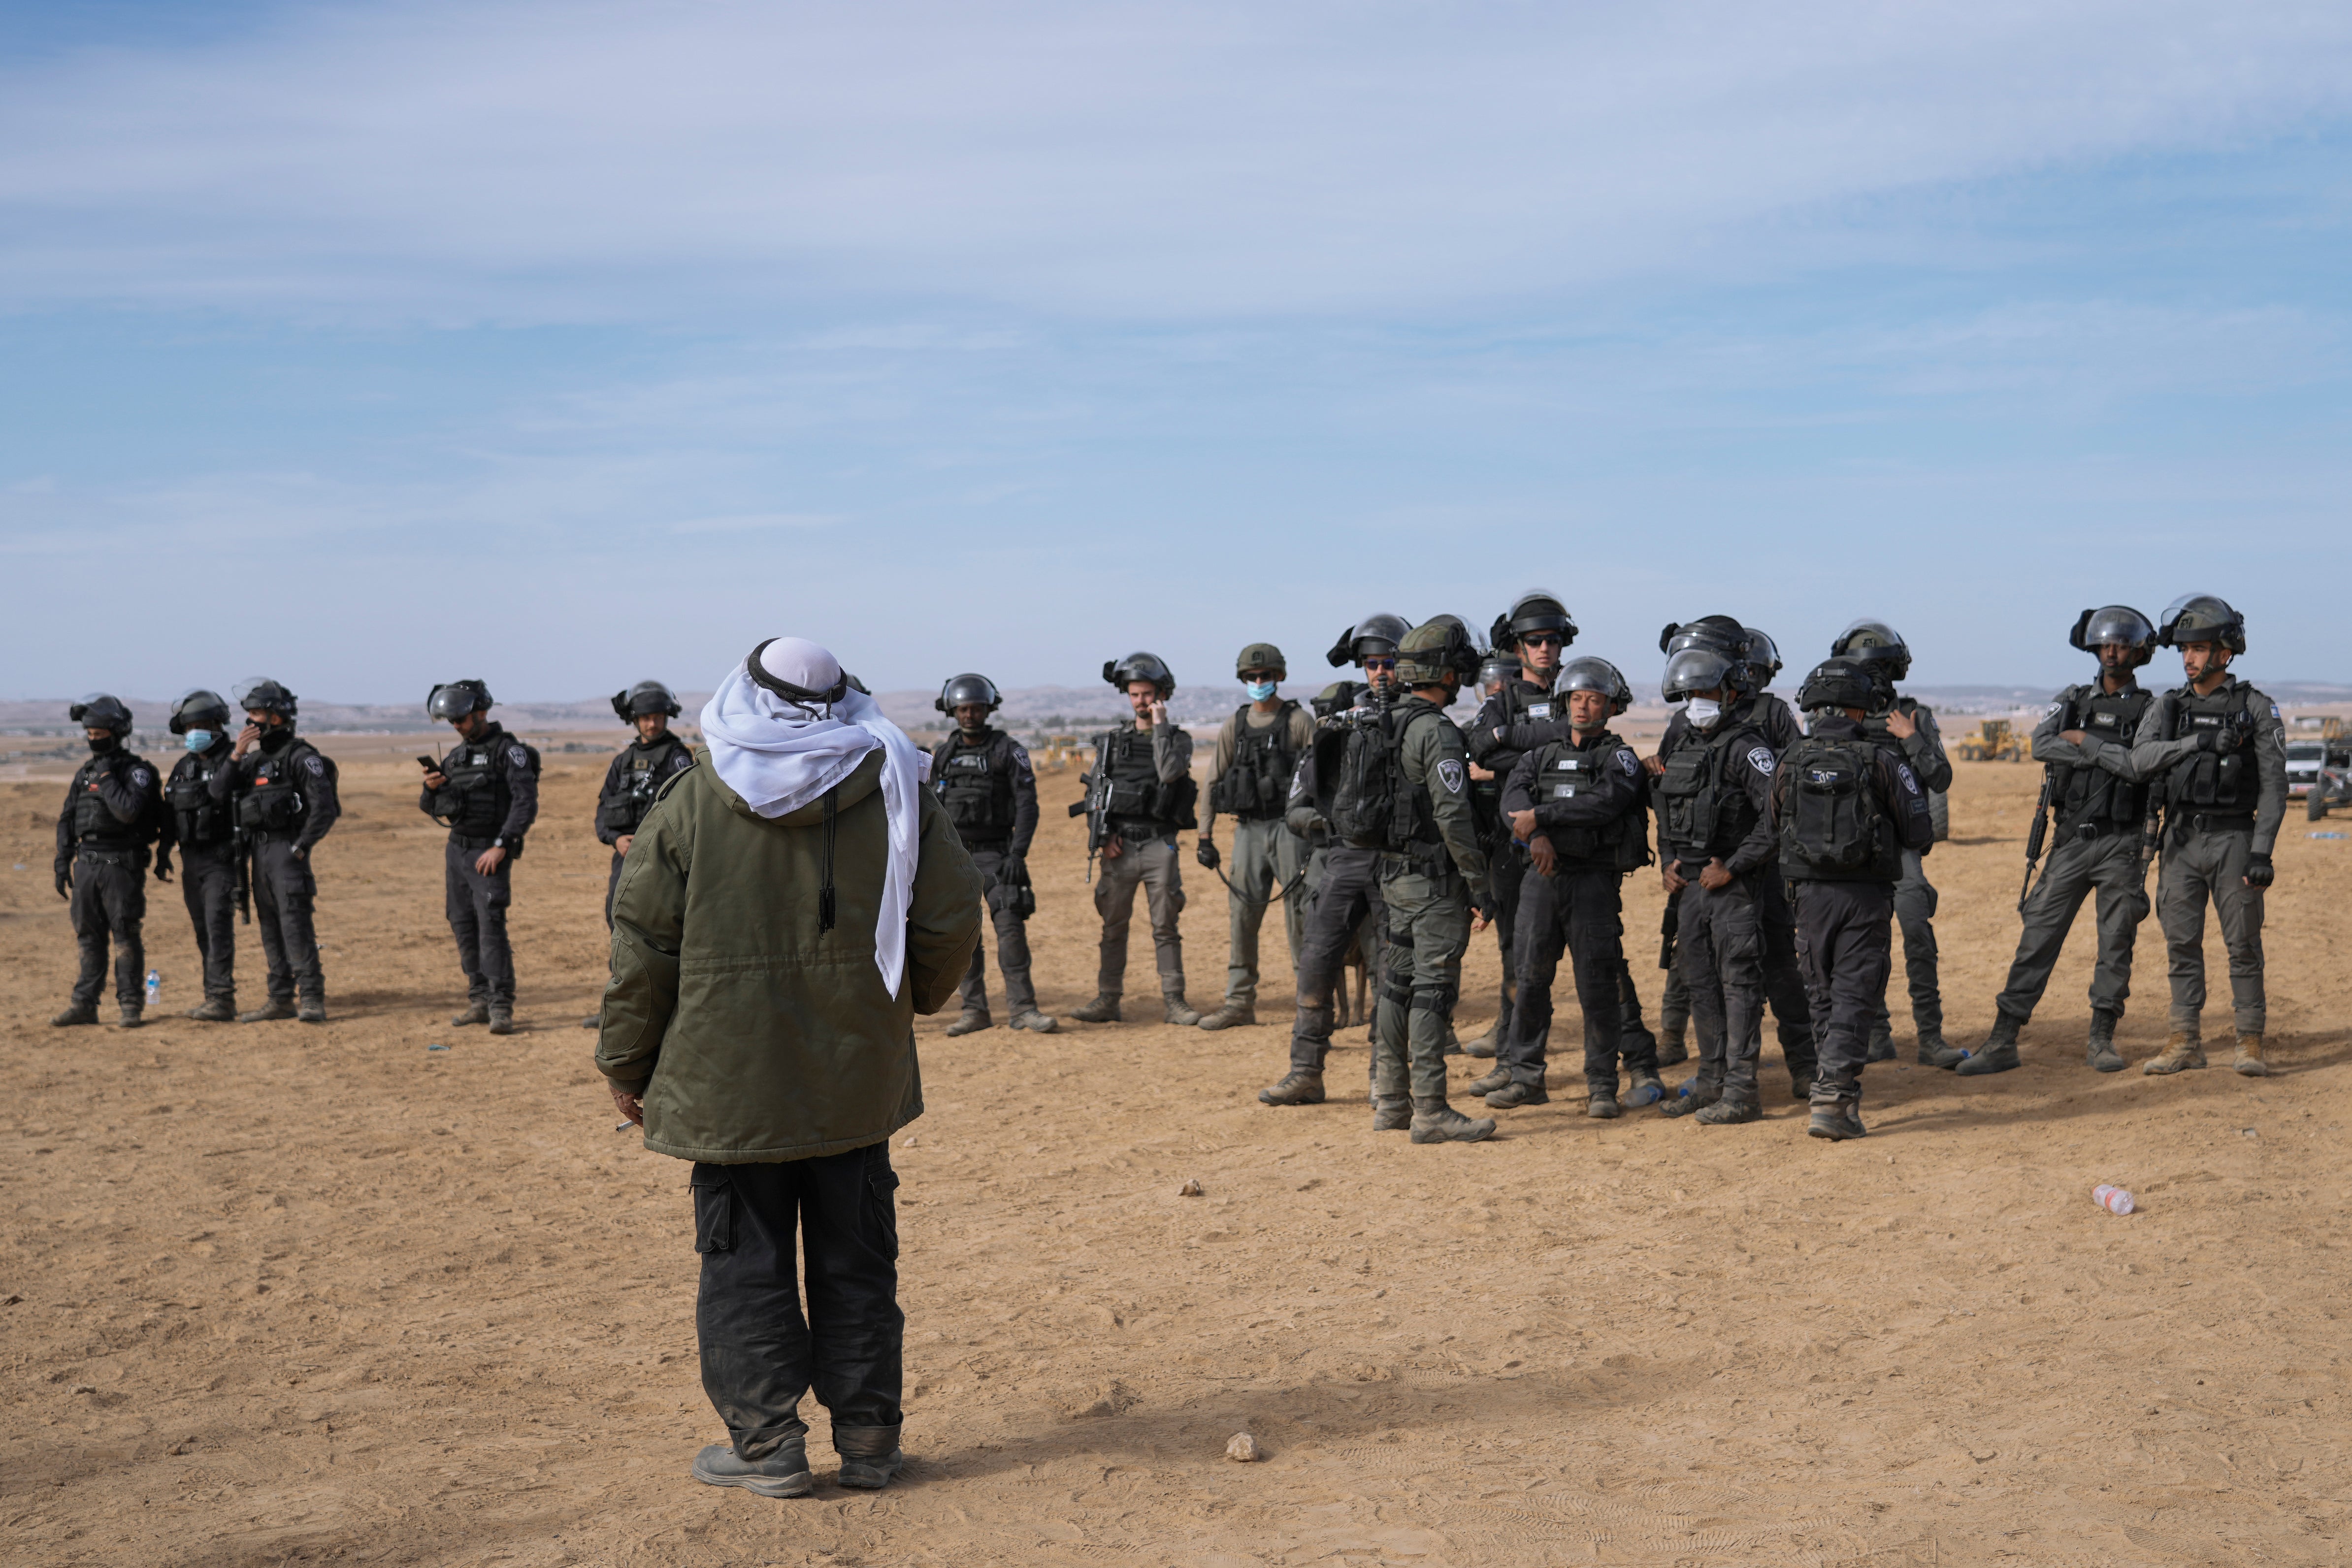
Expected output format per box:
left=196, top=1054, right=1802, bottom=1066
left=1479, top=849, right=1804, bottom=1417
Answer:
left=1953, top=718, right=2027, bottom=762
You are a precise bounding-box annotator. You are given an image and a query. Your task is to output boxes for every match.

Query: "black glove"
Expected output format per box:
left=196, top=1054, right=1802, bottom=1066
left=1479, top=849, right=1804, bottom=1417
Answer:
left=1005, top=855, right=1027, bottom=884
left=2245, top=850, right=2275, bottom=888
left=154, top=851, right=173, bottom=884
left=1196, top=840, right=1221, bottom=870
left=54, top=862, right=71, bottom=900
left=2196, top=728, right=2222, bottom=753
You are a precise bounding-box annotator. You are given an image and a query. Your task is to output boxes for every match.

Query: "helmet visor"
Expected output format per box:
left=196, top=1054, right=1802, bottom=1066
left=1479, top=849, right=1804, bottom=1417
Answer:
left=427, top=684, right=479, bottom=721
left=1661, top=647, right=1735, bottom=702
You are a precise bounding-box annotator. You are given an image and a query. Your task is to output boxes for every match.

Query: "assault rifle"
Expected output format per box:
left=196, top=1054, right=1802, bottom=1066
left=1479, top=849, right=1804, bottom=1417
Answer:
left=1067, top=741, right=1109, bottom=885
left=232, top=826, right=252, bottom=924
left=2019, top=770, right=2052, bottom=914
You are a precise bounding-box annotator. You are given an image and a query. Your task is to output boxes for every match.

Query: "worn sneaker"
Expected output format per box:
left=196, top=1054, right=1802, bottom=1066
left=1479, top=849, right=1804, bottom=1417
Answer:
left=1010, top=1009, right=1059, bottom=1034
left=691, top=1441, right=813, bottom=1499
left=943, top=1010, right=993, bottom=1037
left=1258, top=1069, right=1326, bottom=1106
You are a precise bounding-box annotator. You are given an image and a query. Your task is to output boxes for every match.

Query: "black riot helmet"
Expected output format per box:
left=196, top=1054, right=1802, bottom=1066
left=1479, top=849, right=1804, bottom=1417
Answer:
left=1797, top=655, right=1894, bottom=718
left=934, top=672, right=1003, bottom=715
left=1829, top=619, right=1912, bottom=682
left=168, top=688, right=232, bottom=735
left=1553, top=656, right=1634, bottom=717
left=1661, top=646, right=1751, bottom=704
left=2156, top=593, right=2247, bottom=654
left=2068, top=605, right=2156, bottom=668
left=233, top=677, right=298, bottom=719
left=69, top=693, right=134, bottom=734
left=1326, top=613, right=1411, bottom=669
left=1489, top=589, right=1576, bottom=653
left=1658, top=615, right=1748, bottom=658
left=427, top=680, right=494, bottom=721
left=1741, top=627, right=1783, bottom=682
left=1312, top=680, right=1362, bottom=720
left=612, top=680, right=682, bottom=722
left=1104, top=652, right=1176, bottom=699
left=1396, top=616, right=1484, bottom=688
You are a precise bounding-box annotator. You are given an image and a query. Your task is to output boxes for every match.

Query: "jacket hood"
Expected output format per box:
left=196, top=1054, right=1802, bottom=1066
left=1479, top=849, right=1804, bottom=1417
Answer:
left=705, top=744, right=884, bottom=825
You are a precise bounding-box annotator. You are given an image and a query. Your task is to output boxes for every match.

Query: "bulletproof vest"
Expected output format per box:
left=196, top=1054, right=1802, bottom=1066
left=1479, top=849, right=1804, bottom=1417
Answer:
left=1777, top=735, right=1901, bottom=882
left=1524, top=729, right=1648, bottom=871
left=1093, top=725, right=1197, bottom=834
left=933, top=729, right=1018, bottom=840
left=1320, top=703, right=1444, bottom=853
left=2050, top=683, right=2155, bottom=830
left=69, top=752, right=151, bottom=849
left=1209, top=702, right=1303, bottom=819
left=168, top=751, right=233, bottom=848
left=432, top=727, right=531, bottom=838
left=2161, top=682, right=2261, bottom=815
left=236, top=739, right=320, bottom=836
left=598, top=734, right=693, bottom=838
left=1655, top=719, right=1767, bottom=862
left=1860, top=695, right=1928, bottom=752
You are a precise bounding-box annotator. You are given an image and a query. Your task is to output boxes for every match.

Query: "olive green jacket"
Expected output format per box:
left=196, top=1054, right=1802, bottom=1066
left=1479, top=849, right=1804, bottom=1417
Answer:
left=595, top=747, right=983, bottom=1163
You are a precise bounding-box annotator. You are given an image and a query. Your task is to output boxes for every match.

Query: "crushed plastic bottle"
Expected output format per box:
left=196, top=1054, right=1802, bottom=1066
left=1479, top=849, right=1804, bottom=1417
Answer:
left=144, top=969, right=161, bottom=1009
left=1626, top=1079, right=1664, bottom=1107
left=2093, top=1183, right=2135, bottom=1215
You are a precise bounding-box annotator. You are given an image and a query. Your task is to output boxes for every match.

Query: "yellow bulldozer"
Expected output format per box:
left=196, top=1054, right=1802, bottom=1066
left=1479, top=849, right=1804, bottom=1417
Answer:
left=1953, top=718, right=2027, bottom=762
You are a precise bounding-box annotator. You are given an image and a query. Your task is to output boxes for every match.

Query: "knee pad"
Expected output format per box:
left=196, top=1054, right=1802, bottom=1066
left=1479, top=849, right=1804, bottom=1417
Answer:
left=1409, top=982, right=1458, bottom=1015
left=1378, top=976, right=1414, bottom=1008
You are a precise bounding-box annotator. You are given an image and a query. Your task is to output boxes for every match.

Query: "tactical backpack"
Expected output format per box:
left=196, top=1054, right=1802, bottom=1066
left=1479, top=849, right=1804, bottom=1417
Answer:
left=1777, top=736, right=1898, bottom=882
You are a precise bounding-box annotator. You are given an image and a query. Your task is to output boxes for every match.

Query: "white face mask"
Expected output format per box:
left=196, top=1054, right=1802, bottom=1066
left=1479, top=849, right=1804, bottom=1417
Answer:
left=1685, top=698, right=1722, bottom=728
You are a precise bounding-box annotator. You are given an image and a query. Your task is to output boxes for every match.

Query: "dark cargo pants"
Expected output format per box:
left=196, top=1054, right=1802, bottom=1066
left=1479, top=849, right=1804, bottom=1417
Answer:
left=1485, top=835, right=1526, bottom=1040
left=957, top=845, right=1038, bottom=1016
left=1371, top=861, right=1471, bottom=1102
left=252, top=835, right=325, bottom=1006
left=68, top=849, right=146, bottom=1010
left=2157, top=824, right=2266, bottom=1037
left=1993, top=826, right=2149, bottom=1024
left=1870, top=848, right=1942, bottom=1041
left=1094, top=831, right=1184, bottom=1001
left=692, top=1143, right=903, bottom=1462
left=179, top=841, right=240, bottom=1003
left=1505, top=865, right=1654, bottom=1092
left=1792, top=879, right=1895, bottom=1107
left=1288, top=843, right=1385, bottom=1072
left=1675, top=871, right=1766, bottom=1108
left=445, top=838, right=517, bottom=1009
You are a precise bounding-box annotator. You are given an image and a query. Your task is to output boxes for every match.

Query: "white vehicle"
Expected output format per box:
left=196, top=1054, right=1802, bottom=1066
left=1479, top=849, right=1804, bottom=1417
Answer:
left=2286, top=739, right=2324, bottom=797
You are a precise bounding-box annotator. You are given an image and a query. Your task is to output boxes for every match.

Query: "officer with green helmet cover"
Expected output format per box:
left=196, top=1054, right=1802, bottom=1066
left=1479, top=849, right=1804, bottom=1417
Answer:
left=2126, top=594, right=2288, bottom=1078
left=1197, top=642, right=1317, bottom=1031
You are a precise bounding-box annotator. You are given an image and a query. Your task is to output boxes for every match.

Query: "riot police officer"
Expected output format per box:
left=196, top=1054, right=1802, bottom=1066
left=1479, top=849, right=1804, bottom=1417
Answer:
left=1829, top=620, right=1957, bottom=1067
left=930, top=673, right=1054, bottom=1036
left=220, top=678, right=340, bottom=1023
left=1464, top=590, right=1574, bottom=1059
left=1197, top=643, right=1316, bottom=1031
left=1969, top=607, right=2161, bottom=1075
left=163, top=689, right=242, bottom=1020
left=1769, top=657, right=1936, bottom=1140
left=50, top=695, right=165, bottom=1028
left=2129, top=595, right=2288, bottom=1077
left=1482, top=656, right=1658, bottom=1116
left=580, top=681, right=697, bottom=1026
left=421, top=680, right=540, bottom=1035
left=1260, top=617, right=1406, bottom=1105
left=1069, top=653, right=1199, bottom=1025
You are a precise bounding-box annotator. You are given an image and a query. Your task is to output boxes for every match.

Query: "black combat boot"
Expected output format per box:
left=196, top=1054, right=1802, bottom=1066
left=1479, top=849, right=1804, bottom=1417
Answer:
left=1162, top=993, right=1201, bottom=1027
left=1864, top=1025, right=1896, bottom=1063
left=1485, top=1080, right=1548, bottom=1110
left=1010, top=1009, right=1058, bottom=1034
left=2085, top=1009, right=2124, bottom=1073
left=1371, top=1095, right=1413, bottom=1131
left=1197, top=1002, right=1255, bottom=1031
left=692, top=1438, right=813, bottom=1499
left=1258, top=1069, right=1325, bottom=1106
left=487, top=1008, right=515, bottom=1036
left=1806, top=1099, right=1868, bottom=1140
left=944, top=1009, right=993, bottom=1037
left=1653, top=1031, right=1688, bottom=1068
left=1957, top=1015, right=2021, bottom=1077
left=1069, top=994, right=1121, bottom=1023
left=187, top=996, right=235, bottom=1022
left=50, top=1004, right=98, bottom=1027
left=1917, top=1028, right=1966, bottom=1070
left=1582, top=1082, right=1619, bottom=1119
left=114, top=1003, right=144, bottom=1029
left=832, top=1424, right=904, bottom=1490
left=1695, top=1090, right=1761, bottom=1125
left=450, top=1002, right=490, bottom=1027
left=1409, top=1096, right=1495, bottom=1143
left=297, top=997, right=327, bottom=1025
left=1466, top=1065, right=1511, bottom=1096
left=240, top=998, right=296, bottom=1023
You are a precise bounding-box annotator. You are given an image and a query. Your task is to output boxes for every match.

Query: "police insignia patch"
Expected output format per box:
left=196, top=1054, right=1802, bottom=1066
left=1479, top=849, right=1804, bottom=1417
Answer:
left=131, top=768, right=151, bottom=787
left=1618, top=750, right=1639, bottom=776
left=1896, top=761, right=1920, bottom=795
left=1747, top=747, right=1777, bottom=776
left=1437, top=758, right=1465, bottom=795
left=508, top=747, right=528, bottom=768
left=2046, top=702, right=2064, bottom=721
left=305, top=757, right=325, bottom=775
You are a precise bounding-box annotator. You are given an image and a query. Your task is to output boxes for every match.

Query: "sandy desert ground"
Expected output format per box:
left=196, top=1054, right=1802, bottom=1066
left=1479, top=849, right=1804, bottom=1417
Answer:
left=4, top=732, right=2350, bottom=1567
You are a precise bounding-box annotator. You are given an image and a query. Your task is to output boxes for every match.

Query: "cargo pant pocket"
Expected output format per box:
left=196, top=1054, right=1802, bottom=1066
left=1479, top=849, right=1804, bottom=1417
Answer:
left=865, top=1151, right=901, bottom=1264
left=690, top=1165, right=734, bottom=1253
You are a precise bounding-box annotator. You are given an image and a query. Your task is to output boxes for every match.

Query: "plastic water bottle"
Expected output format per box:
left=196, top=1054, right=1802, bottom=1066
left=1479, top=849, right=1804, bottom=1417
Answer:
left=144, top=969, right=161, bottom=1009
left=2093, top=1183, right=2135, bottom=1215
left=1626, top=1078, right=1664, bottom=1107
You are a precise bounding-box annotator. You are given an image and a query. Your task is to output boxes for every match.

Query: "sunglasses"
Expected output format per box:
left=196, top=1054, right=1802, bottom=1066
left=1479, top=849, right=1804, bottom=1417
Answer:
left=1519, top=632, right=1564, bottom=648
left=1363, top=657, right=1398, bottom=671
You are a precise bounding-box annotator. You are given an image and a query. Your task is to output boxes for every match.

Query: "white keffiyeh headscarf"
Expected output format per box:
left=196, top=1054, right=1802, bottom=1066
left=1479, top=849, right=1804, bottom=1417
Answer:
left=698, top=637, right=924, bottom=995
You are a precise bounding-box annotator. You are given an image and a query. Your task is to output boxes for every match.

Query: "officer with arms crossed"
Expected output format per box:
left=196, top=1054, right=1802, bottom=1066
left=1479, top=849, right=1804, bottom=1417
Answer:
left=1968, top=606, right=2161, bottom=1075
left=1197, top=644, right=1316, bottom=1032
left=2128, top=594, right=2288, bottom=1078
left=1259, top=621, right=1408, bottom=1105
left=421, top=680, right=540, bottom=1036
left=1481, top=656, right=1659, bottom=1117
left=1768, top=657, right=1936, bottom=1141
left=1069, top=653, right=1200, bottom=1026
left=50, top=694, right=165, bottom=1029
left=931, top=673, right=1054, bottom=1036
left=221, top=679, right=340, bottom=1023
left=582, top=681, right=697, bottom=1026
left=163, top=689, right=243, bottom=1021
left=1364, top=617, right=1494, bottom=1144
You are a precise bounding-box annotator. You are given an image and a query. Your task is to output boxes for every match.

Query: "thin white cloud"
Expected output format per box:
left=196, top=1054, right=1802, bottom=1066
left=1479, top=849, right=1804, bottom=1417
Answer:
left=1, top=0, right=2346, bottom=321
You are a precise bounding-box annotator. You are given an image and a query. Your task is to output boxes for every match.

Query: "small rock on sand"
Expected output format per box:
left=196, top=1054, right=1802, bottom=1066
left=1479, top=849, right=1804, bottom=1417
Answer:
left=1225, top=1432, right=1262, bottom=1462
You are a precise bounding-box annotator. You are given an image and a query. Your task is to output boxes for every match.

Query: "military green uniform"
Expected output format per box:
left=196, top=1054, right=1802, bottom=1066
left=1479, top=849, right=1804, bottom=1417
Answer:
left=1369, top=694, right=1490, bottom=1104
left=1206, top=701, right=1316, bottom=1014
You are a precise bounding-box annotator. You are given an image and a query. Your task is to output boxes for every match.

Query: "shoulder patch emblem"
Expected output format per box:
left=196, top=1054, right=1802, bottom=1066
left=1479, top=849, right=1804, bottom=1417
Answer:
left=1896, top=761, right=1921, bottom=795
left=2045, top=701, right=2065, bottom=721
left=131, top=767, right=151, bottom=788
left=1617, top=749, right=1639, bottom=776
left=508, top=747, right=528, bottom=769
left=1437, top=758, right=1465, bottom=795
left=2271, top=703, right=2282, bottom=719
left=1747, top=746, right=1777, bottom=777
left=304, top=756, right=325, bottom=776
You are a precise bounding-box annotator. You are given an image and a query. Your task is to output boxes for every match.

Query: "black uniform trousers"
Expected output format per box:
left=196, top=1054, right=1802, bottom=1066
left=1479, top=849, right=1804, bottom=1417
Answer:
left=1792, top=878, right=1895, bottom=1108
left=179, top=841, right=240, bottom=1002
left=1676, top=870, right=1767, bottom=1106
left=1288, top=843, right=1387, bottom=1073
left=68, top=848, right=146, bottom=1010
left=1758, top=870, right=1820, bottom=1087
left=251, top=835, right=325, bottom=1005
left=444, top=838, right=517, bottom=1008
left=1504, top=865, right=1657, bottom=1091
left=692, top=1143, right=903, bottom=1461
left=1485, top=832, right=1525, bottom=1035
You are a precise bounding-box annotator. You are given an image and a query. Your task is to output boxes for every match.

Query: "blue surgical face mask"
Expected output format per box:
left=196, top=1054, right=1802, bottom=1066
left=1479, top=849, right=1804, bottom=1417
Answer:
left=1243, top=680, right=1277, bottom=702
left=184, top=730, right=216, bottom=752
left=1685, top=698, right=1722, bottom=728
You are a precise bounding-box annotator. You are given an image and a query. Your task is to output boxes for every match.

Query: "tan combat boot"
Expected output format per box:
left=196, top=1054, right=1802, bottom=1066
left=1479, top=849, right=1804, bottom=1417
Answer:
left=2232, top=1033, right=2270, bottom=1078
left=2141, top=1032, right=2207, bottom=1075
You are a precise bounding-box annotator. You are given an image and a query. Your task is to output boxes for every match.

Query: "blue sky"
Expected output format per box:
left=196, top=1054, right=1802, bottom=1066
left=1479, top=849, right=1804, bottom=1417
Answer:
left=2, top=1, right=2347, bottom=705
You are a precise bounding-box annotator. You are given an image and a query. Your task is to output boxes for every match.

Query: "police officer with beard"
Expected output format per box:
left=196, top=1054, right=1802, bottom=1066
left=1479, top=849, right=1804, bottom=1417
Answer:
left=1769, top=657, right=1936, bottom=1141
left=1967, top=607, right=2161, bottom=1075
left=1480, top=657, right=1659, bottom=1117
left=1829, top=621, right=1959, bottom=1068
left=220, top=679, right=340, bottom=1024
left=50, top=694, right=165, bottom=1029
left=2129, top=594, right=2288, bottom=1078
left=163, top=689, right=243, bottom=1021
left=1197, top=644, right=1316, bottom=1032
left=580, top=681, right=697, bottom=1027
left=1260, top=617, right=1406, bottom=1106
left=931, top=673, right=1054, bottom=1037
left=1069, top=653, right=1200, bottom=1026
left=421, top=680, right=540, bottom=1035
